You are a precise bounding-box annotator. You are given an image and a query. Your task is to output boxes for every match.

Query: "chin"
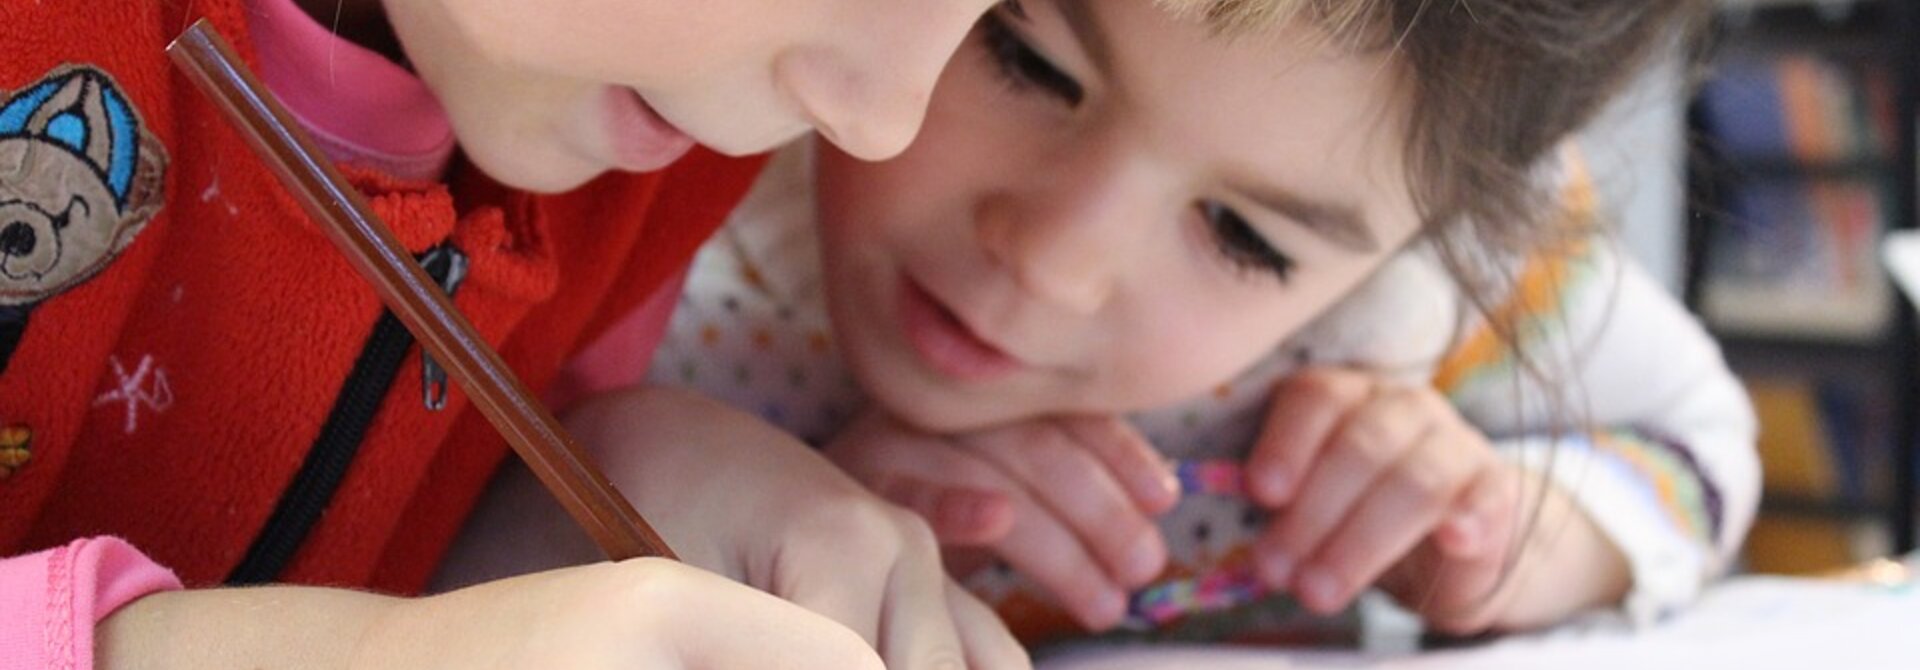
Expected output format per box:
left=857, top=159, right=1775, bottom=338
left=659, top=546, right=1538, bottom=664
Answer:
left=863, top=372, right=1024, bottom=435
left=472, top=149, right=600, bottom=193
left=446, top=118, right=601, bottom=193
left=879, top=396, right=993, bottom=434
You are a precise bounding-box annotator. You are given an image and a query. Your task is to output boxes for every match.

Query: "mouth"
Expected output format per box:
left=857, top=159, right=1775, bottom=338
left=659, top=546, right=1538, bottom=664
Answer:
left=601, top=87, right=697, bottom=172
left=897, top=276, right=1024, bottom=383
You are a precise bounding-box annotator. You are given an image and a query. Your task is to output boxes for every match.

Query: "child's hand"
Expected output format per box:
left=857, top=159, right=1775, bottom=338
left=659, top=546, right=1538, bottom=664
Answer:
left=1244, top=368, right=1523, bottom=625
left=560, top=388, right=1031, bottom=670
left=823, top=410, right=1181, bottom=630
left=1373, top=476, right=1611, bottom=635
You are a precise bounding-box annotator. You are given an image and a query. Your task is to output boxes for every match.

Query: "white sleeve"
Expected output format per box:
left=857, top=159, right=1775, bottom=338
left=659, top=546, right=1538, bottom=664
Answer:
left=1444, top=241, right=1760, bottom=625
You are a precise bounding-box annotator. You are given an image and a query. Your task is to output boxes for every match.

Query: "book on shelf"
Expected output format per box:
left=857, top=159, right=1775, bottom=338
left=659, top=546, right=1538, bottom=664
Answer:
left=1743, top=376, right=1892, bottom=573
left=1702, top=177, right=1889, bottom=338
left=1694, top=44, right=1899, bottom=339
left=1697, top=51, right=1896, bottom=167
left=1747, top=376, right=1889, bottom=505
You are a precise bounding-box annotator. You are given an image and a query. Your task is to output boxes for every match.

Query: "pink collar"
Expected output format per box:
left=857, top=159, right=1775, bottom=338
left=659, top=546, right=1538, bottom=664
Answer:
left=248, top=0, right=456, bottom=181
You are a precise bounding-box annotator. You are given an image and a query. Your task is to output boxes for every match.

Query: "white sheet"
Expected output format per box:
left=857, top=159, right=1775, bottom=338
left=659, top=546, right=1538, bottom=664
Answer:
left=1038, top=573, right=1920, bottom=670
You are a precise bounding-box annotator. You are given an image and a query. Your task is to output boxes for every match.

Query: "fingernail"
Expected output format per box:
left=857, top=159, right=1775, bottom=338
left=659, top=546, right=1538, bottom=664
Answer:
left=938, top=493, right=991, bottom=533
left=1259, top=548, right=1295, bottom=587
left=1152, top=464, right=1180, bottom=505
left=1297, top=565, right=1344, bottom=613
left=1448, top=514, right=1484, bottom=554
left=1257, top=469, right=1293, bottom=506
left=1087, top=588, right=1128, bottom=629
left=1123, top=532, right=1167, bottom=585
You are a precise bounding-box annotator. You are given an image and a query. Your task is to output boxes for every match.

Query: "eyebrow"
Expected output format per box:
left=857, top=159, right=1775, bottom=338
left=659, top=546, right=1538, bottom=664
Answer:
left=1236, top=183, right=1379, bottom=253
left=1040, top=3, right=1379, bottom=254
left=1048, top=0, right=1115, bottom=80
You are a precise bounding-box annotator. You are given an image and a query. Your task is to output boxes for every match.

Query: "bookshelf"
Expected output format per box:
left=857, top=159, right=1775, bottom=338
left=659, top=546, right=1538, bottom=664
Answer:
left=1683, top=0, right=1918, bottom=558
left=1889, top=0, right=1917, bottom=554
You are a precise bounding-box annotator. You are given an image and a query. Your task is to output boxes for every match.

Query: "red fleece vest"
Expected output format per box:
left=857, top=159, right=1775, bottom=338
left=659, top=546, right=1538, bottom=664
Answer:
left=0, top=1, right=765, bottom=594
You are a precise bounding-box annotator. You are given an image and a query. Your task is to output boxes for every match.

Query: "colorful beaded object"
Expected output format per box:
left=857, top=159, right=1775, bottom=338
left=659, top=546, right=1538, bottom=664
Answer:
left=1127, top=563, right=1271, bottom=627
left=1125, top=459, right=1275, bottom=627
left=1175, top=459, right=1247, bottom=497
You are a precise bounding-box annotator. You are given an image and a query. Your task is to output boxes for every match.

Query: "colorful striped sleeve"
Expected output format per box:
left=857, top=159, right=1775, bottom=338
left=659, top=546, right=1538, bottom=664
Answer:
left=1431, top=175, right=1758, bottom=623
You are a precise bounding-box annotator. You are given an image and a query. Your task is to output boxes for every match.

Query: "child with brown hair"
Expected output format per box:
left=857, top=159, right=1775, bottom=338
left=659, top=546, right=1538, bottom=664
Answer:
left=449, top=0, right=1756, bottom=653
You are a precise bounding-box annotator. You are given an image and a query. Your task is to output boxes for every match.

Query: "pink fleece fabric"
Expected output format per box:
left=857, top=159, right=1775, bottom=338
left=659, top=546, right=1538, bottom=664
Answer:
left=0, top=538, right=182, bottom=670
left=546, top=270, right=690, bottom=410
left=248, top=0, right=456, bottom=181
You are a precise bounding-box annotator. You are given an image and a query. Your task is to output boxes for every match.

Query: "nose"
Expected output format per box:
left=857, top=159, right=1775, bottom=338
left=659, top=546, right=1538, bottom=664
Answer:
left=974, top=175, right=1144, bottom=316
left=775, top=3, right=987, bottom=161
left=0, top=222, right=36, bottom=257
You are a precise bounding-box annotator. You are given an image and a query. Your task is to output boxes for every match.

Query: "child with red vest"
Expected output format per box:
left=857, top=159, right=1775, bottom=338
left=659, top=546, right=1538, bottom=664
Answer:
left=0, top=0, right=1029, bottom=669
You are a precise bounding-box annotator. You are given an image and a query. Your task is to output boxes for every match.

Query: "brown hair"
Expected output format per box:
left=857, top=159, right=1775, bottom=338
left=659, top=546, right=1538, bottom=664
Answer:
left=1157, top=0, right=1705, bottom=296
left=1156, top=0, right=1710, bottom=612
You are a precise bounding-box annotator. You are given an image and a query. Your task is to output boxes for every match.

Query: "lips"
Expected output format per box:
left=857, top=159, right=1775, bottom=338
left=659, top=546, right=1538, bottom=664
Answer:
left=602, top=87, right=696, bottom=172
left=898, top=276, right=1023, bottom=383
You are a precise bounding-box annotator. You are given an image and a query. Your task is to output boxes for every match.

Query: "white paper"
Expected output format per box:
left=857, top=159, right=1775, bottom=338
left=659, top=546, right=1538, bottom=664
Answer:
left=1882, top=230, right=1920, bottom=310
left=1038, top=576, right=1920, bottom=670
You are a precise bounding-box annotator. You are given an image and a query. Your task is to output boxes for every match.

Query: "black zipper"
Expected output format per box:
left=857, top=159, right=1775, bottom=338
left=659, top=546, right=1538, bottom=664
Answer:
left=227, top=243, right=468, bottom=585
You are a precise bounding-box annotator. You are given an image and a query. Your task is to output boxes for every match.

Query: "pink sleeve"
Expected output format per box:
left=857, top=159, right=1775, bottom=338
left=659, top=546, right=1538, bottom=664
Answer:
left=546, top=269, right=690, bottom=411
left=0, top=537, right=182, bottom=670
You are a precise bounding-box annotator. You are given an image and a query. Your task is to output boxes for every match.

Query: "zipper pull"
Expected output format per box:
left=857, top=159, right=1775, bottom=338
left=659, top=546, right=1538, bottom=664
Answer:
left=419, top=245, right=470, bottom=411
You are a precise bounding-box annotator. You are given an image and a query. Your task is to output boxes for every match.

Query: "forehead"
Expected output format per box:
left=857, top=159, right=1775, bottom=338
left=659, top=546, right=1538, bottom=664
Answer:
left=1088, top=0, right=1418, bottom=237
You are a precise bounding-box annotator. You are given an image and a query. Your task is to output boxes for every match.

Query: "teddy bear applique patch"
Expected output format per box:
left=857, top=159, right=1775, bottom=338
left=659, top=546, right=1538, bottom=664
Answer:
left=0, top=65, right=168, bottom=375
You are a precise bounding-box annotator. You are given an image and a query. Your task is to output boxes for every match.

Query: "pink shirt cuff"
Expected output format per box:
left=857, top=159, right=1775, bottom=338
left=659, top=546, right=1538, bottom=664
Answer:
left=0, top=537, right=183, bottom=670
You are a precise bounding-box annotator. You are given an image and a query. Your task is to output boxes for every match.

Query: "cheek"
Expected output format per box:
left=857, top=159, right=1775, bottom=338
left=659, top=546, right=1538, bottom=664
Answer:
left=445, top=0, right=771, bottom=85
left=814, top=150, right=894, bottom=253
left=815, top=88, right=1013, bottom=245
left=1102, top=288, right=1300, bottom=408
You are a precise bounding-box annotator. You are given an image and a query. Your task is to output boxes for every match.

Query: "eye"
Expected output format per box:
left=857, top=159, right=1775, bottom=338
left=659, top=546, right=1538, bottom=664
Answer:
left=56, top=196, right=89, bottom=229
left=1202, top=201, right=1294, bottom=283
left=979, top=8, right=1084, bottom=107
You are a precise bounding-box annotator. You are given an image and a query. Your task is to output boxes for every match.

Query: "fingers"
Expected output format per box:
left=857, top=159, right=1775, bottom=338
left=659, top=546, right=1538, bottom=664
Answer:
left=1377, top=466, right=1527, bottom=635
left=1289, top=429, right=1481, bottom=613
left=964, top=424, right=1168, bottom=589
left=1057, top=416, right=1180, bottom=514
left=1247, top=370, right=1376, bottom=507
left=990, top=494, right=1133, bottom=629
left=757, top=474, right=1025, bottom=669
left=876, top=478, right=1017, bottom=546
left=946, top=579, right=1035, bottom=670
left=1426, top=467, right=1529, bottom=634
left=876, top=523, right=976, bottom=670
left=1437, top=461, right=1523, bottom=561
left=829, top=415, right=1022, bottom=546
left=775, top=506, right=904, bottom=649
left=1255, top=384, right=1435, bottom=589
left=818, top=410, right=1160, bottom=631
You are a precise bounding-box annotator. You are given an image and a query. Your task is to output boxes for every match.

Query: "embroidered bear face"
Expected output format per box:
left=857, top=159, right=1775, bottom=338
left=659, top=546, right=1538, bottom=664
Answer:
left=0, top=66, right=166, bottom=308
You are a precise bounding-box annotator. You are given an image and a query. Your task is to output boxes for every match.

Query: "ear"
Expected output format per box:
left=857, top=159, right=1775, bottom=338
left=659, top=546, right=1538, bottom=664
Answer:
left=107, top=132, right=168, bottom=254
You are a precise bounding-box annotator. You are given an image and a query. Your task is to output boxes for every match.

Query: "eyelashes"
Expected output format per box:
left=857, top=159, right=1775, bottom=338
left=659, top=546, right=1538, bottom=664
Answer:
left=979, top=10, right=1084, bottom=106
left=1203, top=202, right=1296, bottom=282
left=976, top=5, right=1294, bottom=286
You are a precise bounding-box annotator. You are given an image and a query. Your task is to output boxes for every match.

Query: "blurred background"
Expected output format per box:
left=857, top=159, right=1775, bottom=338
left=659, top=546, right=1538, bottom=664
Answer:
left=1586, top=0, right=1916, bottom=575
